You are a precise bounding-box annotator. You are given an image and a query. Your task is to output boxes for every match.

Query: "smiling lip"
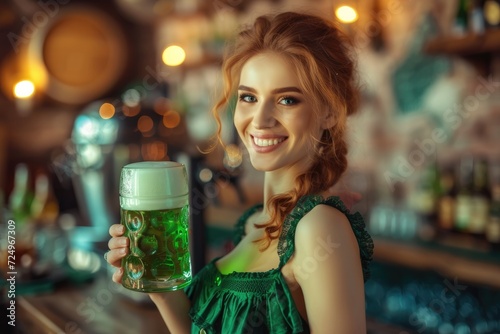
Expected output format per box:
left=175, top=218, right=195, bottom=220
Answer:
left=251, top=135, right=287, bottom=153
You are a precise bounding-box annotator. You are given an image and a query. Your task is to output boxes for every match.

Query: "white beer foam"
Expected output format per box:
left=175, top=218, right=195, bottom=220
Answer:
left=120, top=196, right=188, bottom=211
left=120, top=161, right=189, bottom=200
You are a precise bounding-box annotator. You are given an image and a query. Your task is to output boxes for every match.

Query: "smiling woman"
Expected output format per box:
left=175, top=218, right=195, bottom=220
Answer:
left=106, top=11, right=373, bottom=334
left=234, top=53, right=319, bottom=172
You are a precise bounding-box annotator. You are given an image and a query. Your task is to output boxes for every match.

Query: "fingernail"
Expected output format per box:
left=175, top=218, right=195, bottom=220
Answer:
left=119, top=248, right=127, bottom=255
left=120, top=238, right=128, bottom=246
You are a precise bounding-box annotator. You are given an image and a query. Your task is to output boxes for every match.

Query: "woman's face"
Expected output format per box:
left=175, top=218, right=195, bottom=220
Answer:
left=234, top=52, right=322, bottom=173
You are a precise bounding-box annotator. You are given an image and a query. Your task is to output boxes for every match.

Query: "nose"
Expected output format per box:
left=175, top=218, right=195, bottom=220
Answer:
left=252, top=101, right=276, bottom=129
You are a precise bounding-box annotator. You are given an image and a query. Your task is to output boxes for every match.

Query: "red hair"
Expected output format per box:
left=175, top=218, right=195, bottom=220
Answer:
left=212, top=12, right=359, bottom=248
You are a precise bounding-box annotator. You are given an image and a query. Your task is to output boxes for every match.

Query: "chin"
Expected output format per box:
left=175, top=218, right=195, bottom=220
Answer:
left=248, top=158, right=277, bottom=172
left=249, top=161, right=268, bottom=171
left=252, top=165, right=270, bottom=172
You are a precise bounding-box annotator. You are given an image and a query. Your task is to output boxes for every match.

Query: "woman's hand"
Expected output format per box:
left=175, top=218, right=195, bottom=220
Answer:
left=106, top=224, right=192, bottom=333
left=105, top=224, right=129, bottom=284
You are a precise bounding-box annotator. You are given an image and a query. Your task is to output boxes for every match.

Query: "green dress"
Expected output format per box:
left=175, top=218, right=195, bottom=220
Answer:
left=185, top=195, right=374, bottom=334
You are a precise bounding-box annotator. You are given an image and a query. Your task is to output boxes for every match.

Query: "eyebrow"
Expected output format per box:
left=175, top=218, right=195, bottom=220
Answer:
left=237, top=85, right=303, bottom=94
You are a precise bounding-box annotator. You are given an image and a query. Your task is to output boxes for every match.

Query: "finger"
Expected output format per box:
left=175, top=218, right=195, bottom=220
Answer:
left=110, top=224, right=125, bottom=237
left=108, top=236, right=129, bottom=250
left=106, top=248, right=128, bottom=268
left=112, top=267, right=124, bottom=284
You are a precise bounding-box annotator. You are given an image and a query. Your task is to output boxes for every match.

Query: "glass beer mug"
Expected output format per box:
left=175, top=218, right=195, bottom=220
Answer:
left=119, top=161, right=191, bottom=292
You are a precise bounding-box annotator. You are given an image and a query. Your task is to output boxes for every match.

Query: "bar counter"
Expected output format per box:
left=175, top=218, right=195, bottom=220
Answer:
left=13, top=268, right=409, bottom=334
left=16, top=270, right=166, bottom=334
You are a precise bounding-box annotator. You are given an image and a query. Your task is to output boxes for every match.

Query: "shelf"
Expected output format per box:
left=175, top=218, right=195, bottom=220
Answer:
left=424, top=29, right=500, bottom=56
left=373, top=237, right=500, bottom=289
left=182, top=53, right=222, bottom=70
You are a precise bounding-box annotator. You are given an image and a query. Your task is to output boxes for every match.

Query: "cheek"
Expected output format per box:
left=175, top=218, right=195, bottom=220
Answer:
left=301, top=114, right=322, bottom=137
left=285, top=113, right=317, bottom=133
left=293, top=118, right=323, bottom=145
left=233, top=109, right=245, bottom=135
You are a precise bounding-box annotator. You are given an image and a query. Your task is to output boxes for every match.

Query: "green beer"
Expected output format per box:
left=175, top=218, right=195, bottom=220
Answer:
left=121, top=206, right=191, bottom=292
left=119, top=161, right=191, bottom=292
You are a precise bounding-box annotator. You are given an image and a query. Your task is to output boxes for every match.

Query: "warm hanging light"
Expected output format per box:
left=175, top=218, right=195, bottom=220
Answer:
left=14, top=80, right=35, bottom=98
left=13, top=80, right=35, bottom=115
left=162, top=45, right=186, bottom=66
left=335, top=5, right=358, bottom=23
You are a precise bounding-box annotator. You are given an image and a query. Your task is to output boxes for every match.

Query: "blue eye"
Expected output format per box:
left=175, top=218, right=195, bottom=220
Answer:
left=279, top=96, right=299, bottom=105
left=238, top=94, right=257, bottom=103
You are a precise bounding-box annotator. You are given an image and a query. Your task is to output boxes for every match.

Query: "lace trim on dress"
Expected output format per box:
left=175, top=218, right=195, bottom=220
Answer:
left=277, top=195, right=374, bottom=282
left=230, top=195, right=374, bottom=281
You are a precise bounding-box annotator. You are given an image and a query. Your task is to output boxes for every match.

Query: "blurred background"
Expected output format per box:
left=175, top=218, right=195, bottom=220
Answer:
left=0, top=0, right=499, bottom=333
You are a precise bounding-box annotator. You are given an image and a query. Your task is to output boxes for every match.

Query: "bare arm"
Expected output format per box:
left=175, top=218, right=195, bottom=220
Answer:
left=148, top=291, right=191, bottom=334
left=107, top=224, right=192, bottom=334
left=292, top=206, right=366, bottom=334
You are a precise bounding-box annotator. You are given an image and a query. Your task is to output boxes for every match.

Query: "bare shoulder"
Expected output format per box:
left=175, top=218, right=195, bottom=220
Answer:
left=294, top=204, right=359, bottom=254
left=291, top=204, right=366, bottom=333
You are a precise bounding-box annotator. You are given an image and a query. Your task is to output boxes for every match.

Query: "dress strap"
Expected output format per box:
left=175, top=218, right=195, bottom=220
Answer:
left=232, top=203, right=263, bottom=246
left=277, top=195, right=374, bottom=282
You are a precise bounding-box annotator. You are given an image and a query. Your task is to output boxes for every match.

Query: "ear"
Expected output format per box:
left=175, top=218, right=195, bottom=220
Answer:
left=320, top=109, right=336, bottom=129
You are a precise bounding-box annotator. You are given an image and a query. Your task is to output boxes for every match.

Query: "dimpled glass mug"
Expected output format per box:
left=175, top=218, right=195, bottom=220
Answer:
left=119, top=161, right=191, bottom=292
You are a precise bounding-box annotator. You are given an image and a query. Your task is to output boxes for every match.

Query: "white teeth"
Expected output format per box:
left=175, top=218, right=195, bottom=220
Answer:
left=253, top=137, right=284, bottom=147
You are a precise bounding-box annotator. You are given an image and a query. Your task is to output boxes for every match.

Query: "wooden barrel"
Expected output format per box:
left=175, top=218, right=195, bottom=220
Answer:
left=28, top=6, right=128, bottom=105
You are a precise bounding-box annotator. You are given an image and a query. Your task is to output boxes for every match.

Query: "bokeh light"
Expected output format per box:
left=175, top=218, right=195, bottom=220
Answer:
left=162, top=110, right=181, bottom=129
left=14, top=80, right=35, bottom=98
left=141, top=140, right=167, bottom=160
left=75, top=116, right=99, bottom=142
left=123, top=104, right=141, bottom=117
left=223, top=144, right=243, bottom=169
left=99, top=102, right=115, bottom=119
left=162, top=45, right=186, bottom=66
left=335, top=5, right=358, bottom=23
left=199, top=168, right=213, bottom=183
left=138, top=115, right=154, bottom=134
left=122, top=88, right=141, bottom=107
left=154, top=97, right=170, bottom=115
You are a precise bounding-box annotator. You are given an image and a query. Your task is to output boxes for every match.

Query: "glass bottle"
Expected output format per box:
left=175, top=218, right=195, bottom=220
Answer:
left=437, top=165, right=456, bottom=233
left=470, top=0, right=486, bottom=33
left=414, top=162, right=440, bottom=241
left=469, top=157, right=491, bottom=235
left=30, top=173, right=59, bottom=224
left=454, top=156, right=474, bottom=231
left=8, top=163, right=30, bottom=223
left=7, top=163, right=35, bottom=275
left=486, top=184, right=500, bottom=251
left=454, top=0, right=470, bottom=35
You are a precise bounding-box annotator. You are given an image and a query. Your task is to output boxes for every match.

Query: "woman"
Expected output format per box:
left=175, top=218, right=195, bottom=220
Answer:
left=106, top=11, right=373, bottom=333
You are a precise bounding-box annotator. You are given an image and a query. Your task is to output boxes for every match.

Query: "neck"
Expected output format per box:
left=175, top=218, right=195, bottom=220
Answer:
left=261, top=165, right=306, bottom=213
